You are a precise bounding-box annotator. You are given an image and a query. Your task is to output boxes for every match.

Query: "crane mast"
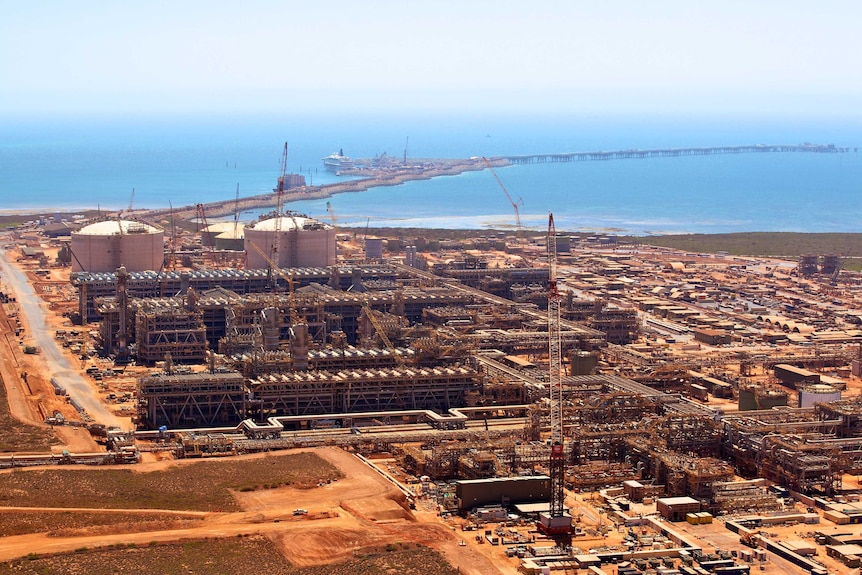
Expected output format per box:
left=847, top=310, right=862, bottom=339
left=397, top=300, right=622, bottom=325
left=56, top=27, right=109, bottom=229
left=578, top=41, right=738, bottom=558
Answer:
left=271, top=142, right=289, bottom=274
left=548, top=213, right=565, bottom=516
left=539, top=212, right=571, bottom=539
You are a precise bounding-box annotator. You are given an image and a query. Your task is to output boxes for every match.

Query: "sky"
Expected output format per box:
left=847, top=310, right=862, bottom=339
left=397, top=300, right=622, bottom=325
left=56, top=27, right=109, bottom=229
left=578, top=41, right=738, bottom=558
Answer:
left=2, top=1, right=860, bottom=119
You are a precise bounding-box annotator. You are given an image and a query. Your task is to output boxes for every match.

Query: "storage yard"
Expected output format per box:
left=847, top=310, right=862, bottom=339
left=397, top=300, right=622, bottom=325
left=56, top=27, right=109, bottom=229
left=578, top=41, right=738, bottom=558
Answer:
left=2, top=206, right=862, bottom=575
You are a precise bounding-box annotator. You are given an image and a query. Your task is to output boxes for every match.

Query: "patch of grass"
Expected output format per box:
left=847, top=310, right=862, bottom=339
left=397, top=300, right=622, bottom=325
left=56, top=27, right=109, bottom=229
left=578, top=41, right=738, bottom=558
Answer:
left=629, top=232, right=862, bottom=259
left=0, top=510, right=204, bottom=537
left=0, top=452, right=341, bottom=512
left=0, top=538, right=459, bottom=575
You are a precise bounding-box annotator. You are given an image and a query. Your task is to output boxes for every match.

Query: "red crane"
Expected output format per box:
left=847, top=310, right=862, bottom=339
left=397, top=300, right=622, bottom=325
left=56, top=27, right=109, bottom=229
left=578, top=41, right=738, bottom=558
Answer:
left=538, top=212, right=572, bottom=539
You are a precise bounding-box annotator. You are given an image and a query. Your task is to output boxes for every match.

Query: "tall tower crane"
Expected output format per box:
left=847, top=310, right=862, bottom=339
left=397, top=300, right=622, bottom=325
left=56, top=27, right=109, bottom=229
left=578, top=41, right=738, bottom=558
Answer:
left=538, top=212, right=572, bottom=540
left=269, top=142, right=289, bottom=274
left=482, top=157, right=523, bottom=236
left=195, top=203, right=217, bottom=266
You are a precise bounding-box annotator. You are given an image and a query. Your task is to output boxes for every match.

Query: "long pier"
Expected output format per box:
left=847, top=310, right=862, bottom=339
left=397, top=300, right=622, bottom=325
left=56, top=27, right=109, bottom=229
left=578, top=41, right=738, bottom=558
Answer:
left=500, top=143, right=851, bottom=165
left=136, top=143, right=851, bottom=221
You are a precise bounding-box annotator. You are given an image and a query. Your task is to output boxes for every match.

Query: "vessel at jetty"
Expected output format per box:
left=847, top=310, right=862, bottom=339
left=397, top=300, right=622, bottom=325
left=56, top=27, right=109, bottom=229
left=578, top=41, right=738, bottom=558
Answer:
left=322, top=149, right=354, bottom=173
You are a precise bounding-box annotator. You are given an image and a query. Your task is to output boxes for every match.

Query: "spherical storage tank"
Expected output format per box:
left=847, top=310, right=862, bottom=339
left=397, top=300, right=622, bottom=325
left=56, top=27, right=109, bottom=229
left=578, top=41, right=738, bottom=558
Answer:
left=71, top=220, right=165, bottom=273
left=244, top=215, right=335, bottom=269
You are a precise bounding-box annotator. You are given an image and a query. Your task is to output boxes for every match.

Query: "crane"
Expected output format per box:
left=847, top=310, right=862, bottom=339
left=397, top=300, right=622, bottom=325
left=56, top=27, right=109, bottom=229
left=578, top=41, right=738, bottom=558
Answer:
left=326, top=201, right=343, bottom=259
left=275, top=142, right=289, bottom=195
left=195, top=203, right=217, bottom=267
left=167, top=200, right=177, bottom=271
left=233, top=183, right=241, bottom=237
left=326, top=201, right=338, bottom=232
left=271, top=142, right=289, bottom=267
left=830, top=250, right=851, bottom=286
left=247, top=238, right=301, bottom=327
left=482, top=157, right=523, bottom=236
left=360, top=299, right=407, bottom=367
left=538, top=212, right=572, bottom=539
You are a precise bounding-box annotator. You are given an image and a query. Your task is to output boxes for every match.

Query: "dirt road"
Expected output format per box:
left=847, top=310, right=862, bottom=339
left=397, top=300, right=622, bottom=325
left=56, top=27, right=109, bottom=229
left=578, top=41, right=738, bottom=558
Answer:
left=0, top=250, right=129, bottom=436
left=0, top=246, right=125, bottom=429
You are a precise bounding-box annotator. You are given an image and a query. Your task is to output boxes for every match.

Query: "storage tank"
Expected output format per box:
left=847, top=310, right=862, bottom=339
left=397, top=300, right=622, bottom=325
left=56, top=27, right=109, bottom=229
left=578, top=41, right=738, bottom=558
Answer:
left=201, top=222, right=244, bottom=248
left=365, top=237, right=384, bottom=260
left=214, top=225, right=245, bottom=251
left=71, top=219, right=164, bottom=273
left=244, top=215, right=335, bottom=269
left=569, top=350, right=598, bottom=375
left=798, top=384, right=842, bottom=408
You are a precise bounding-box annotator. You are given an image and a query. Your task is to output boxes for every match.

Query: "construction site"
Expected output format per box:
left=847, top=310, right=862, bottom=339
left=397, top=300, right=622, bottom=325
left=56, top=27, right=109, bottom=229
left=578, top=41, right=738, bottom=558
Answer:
left=2, top=153, right=862, bottom=575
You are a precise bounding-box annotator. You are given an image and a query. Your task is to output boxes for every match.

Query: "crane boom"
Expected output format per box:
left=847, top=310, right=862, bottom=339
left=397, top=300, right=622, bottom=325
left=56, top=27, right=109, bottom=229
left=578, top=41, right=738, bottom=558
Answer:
left=276, top=142, right=289, bottom=195
left=195, top=203, right=217, bottom=265
left=361, top=300, right=406, bottom=367
left=482, top=157, right=523, bottom=234
left=831, top=250, right=851, bottom=286
left=271, top=142, right=289, bottom=266
left=247, top=239, right=301, bottom=327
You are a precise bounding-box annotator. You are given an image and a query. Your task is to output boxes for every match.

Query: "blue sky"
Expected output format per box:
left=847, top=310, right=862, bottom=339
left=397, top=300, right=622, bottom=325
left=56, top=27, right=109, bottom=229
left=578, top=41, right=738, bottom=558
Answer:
left=2, top=1, right=860, bottom=119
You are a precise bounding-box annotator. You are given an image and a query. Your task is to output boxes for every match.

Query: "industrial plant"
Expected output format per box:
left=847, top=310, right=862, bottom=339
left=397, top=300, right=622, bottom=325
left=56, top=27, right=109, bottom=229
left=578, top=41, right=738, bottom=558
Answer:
left=2, top=149, right=862, bottom=575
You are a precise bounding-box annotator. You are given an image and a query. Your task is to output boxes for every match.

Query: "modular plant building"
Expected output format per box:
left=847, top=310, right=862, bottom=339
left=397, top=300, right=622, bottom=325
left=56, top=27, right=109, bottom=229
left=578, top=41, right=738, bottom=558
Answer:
left=656, top=496, right=701, bottom=522
left=455, top=476, right=550, bottom=513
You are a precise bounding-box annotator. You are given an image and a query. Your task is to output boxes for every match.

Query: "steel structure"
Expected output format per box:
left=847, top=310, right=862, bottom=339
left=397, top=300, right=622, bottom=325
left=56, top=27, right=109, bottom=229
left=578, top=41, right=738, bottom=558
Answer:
left=539, top=212, right=571, bottom=537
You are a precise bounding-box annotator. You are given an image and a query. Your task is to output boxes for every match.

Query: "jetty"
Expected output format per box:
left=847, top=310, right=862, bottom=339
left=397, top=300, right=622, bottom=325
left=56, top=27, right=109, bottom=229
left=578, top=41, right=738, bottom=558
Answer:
left=501, top=143, right=851, bottom=165
left=136, top=143, right=851, bottom=221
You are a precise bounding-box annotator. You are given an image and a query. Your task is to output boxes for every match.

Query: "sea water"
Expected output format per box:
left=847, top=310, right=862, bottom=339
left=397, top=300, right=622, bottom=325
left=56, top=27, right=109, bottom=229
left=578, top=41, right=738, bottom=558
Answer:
left=0, top=113, right=859, bottom=235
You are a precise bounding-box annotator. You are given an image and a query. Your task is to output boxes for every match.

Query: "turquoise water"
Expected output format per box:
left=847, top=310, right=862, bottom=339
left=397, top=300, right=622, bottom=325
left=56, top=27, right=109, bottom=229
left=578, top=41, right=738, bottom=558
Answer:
left=1, top=114, right=859, bottom=234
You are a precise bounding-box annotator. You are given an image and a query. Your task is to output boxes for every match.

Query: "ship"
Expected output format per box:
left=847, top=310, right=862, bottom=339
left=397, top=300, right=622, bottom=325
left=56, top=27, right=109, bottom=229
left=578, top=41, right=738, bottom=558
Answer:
left=322, top=149, right=355, bottom=173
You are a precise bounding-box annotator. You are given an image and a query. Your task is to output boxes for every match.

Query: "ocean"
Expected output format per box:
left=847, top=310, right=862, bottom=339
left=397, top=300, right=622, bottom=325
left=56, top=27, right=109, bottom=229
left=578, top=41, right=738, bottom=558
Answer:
left=1, top=113, right=859, bottom=235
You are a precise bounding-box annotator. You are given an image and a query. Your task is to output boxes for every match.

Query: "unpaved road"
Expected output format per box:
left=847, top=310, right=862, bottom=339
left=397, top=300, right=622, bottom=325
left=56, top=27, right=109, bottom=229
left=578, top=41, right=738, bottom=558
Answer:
left=0, top=247, right=125, bottom=429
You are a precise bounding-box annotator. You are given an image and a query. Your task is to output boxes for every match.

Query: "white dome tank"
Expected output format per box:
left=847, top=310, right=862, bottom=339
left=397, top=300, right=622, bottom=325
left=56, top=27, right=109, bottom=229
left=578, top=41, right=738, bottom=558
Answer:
left=244, top=215, right=335, bottom=269
left=71, top=219, right=165, bottom=273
